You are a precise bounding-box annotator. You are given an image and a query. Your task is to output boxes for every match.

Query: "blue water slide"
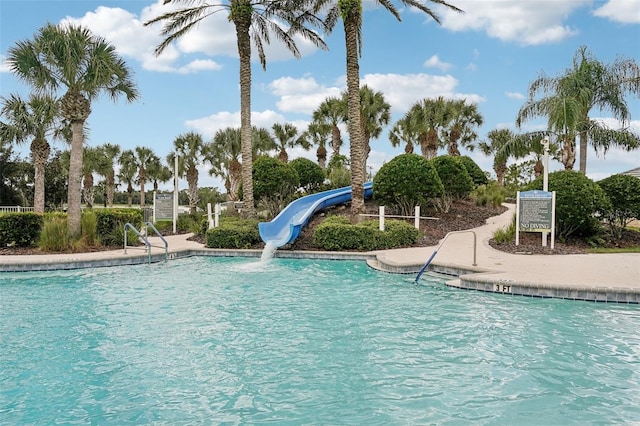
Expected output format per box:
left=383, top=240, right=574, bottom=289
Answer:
left=258, top=182, right=373, bottom=248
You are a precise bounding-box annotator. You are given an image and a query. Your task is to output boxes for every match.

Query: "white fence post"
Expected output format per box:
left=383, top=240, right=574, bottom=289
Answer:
left=379, top=206, right=385, bottom=231
left=214, top=203, right=221, bottom=228
left=414, top=206, right=420, bottom=229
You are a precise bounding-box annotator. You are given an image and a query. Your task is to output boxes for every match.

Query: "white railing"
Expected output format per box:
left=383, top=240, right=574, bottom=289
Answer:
left=0, top=206, right=35, bottom=213
left=359, top=206, right=439, bottom=230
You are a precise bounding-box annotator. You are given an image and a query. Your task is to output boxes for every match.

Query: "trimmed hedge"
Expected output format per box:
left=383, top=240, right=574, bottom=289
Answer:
left=313, top=216, right=420, bottom=251
left=94, top=208, right=144, bottom=246
left=0, top=212, right=44, bottom=247
left=206, top=217, right=261, bottom=249
left=432, top=155, right=474, bottom=199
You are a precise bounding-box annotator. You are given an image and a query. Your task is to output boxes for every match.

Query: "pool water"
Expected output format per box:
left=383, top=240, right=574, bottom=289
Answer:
left=1, top=257, right=639, bottom=424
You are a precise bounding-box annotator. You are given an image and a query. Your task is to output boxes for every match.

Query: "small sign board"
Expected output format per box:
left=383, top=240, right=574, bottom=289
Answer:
left=154, top=192, right=174, bottom=221
left=516, top=190, right=556, bottom=249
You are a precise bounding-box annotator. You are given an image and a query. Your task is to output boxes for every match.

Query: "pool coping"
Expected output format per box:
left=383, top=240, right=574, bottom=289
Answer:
left=1, top=246, right=638, bottom=304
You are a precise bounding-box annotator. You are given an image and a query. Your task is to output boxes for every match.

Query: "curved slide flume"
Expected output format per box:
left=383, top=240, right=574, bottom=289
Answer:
left=258, top=182, right=373, bottom=248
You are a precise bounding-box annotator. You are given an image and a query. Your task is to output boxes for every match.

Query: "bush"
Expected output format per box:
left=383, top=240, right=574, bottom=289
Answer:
left=38, top=215, right=69, bottom=251
left=432, top=155, right=474, bottom=199
left=373, top=153, right=444, bottom=216
left=492, top=214, right=516, bottom=244
left=597, top=174, right=640, bottom=238
left=459, top=155, right=489, bottom=187
left=0, top=212, right=43, bottom=247
left=206, top=217, right=261, bottom=249
left=81, top=210, right=98, bottom=247
left=527, top=170, right=609, bottom=239
left=95, top=208, right=143, bottom=246
left=289, top=157, right=325, bottom=193
left=313, top=216, right=419, bottom=251
left=253, top=156, right=299, bottom=217
left=472, top=182, right=506, bottom=208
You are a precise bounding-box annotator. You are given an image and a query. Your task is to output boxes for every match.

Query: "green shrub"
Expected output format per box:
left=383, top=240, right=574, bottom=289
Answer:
left=0, top=212, right=43, bottom=247
left=459, top=155, right=489, bottom=187
left=597, top=174, right=640, bottom=238
left=527, top=170, right=609, bottom=239
left=289, top=157, right=325, bottom=193
left=39, top=215, right=69, bottom=251
left=206, top=217, right=261, bottom=249
left=472, top=182, right=506, bottom=208
left=373, top=153, right=444, bottom=216
left=94, top=208, right=143, bottom=246
left=492, top=214, right=516, bottom=244
left=432, top=155, right=474, bottom=199
left=81, top=210, right=98, bottom=246
left=313, top=216, right=419, bottom=251
left=253, top=156, right=300, bottom=217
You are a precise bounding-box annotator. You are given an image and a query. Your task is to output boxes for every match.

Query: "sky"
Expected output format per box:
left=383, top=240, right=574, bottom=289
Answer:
left=1, top=0, right=639, bottom=193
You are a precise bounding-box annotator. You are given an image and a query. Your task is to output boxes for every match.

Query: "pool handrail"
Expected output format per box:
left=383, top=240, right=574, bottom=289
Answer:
left=123, top=222, right=169, bottom=263
left=415, top=230, right=477, bottom=282
left=145, top=221, right=168, bottom=262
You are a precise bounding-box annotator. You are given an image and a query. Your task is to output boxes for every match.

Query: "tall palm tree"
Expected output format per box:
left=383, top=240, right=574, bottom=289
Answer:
left=271, top=122, right=311, bottom=163
left=94, top=143, right=121, bottom=207
left=312, top=97, right=346, bottom=161
left=405, top=97, right=450, bottom=159
left=517, top=45, right=640, bottom=174
left=6, top=23, right=139, bottom=236
left=344, top=85, right=391, bottom=171
left=0, top=93, right=69, bottom=212
left=316, top=0, right=462, bottom=214
left=442, top=99, right=483, bottom=156
left=497, top=131, right=560, bottom=179
left=305, top=121, right=331, bottom=168
left=145, top=0, right=326, bottom=217
left=205, top=127, right=243, bottom=201
left=118, top=149, right=138, bottom=207
left=167, top=132, right=205, bottom=214
left=388, top=116, right=416, bottom=154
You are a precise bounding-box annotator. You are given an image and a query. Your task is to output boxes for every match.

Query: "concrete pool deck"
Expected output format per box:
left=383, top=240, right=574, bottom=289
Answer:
left=1, top=205, right=638, bottom=303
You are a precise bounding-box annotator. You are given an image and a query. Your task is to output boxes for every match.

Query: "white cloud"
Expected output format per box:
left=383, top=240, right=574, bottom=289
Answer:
left=436, top=0, right=588, bottom=45
left=423, top=55, right=453, bottom=71
left=593, top=0, right=640, bottom=24
left=506, top=91, right=525, bottom=100
left=184, top=110, right=287, bottom=137
left=0, top=55, right=9, bottom=73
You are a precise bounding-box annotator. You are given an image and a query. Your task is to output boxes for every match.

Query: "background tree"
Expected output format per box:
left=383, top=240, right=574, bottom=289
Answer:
left=305, top=121, right=331, bottom=168
left=94, top=143, right=121, bottom=207
left=205, top=127, right=243, bottom=201
left=252, top=155, right=299, bottom=217
left=145, top=0, right=326, bottom=218
left=316, top=0, right=462, bottom=214
left=81, top=146, right=102, bottom=208
left=442, top=99, right=483, bottom=156
left=168, top=131, right=205, bottom=214
left=312, top=96, right=346, bottom=161
left=388, top=116, right=417, bottom=154
left=289, top=157, right=325, bottom=193
left=146, top=156, right=172, bottom=193
left=133, top=146, right=157, bottom=208
left=517, top=45, right=640, bottom=174
left=6, top=23, right=138, bottom=236
left=478, top=129, right=513, bottom=186
left=0, top=93, right=68, bottom=212
left=118, top=149, right=138, bottom=207
left=406, top=97, right=449, bottom=159
left=271, top=122, right=311, bottom=163
left=597, top=174, right=640, bottom=239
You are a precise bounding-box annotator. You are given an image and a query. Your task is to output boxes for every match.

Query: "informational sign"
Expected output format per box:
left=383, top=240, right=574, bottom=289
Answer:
left=154, top=192, right=174, bottom=221
left=516, top=190, right=556, bottom=248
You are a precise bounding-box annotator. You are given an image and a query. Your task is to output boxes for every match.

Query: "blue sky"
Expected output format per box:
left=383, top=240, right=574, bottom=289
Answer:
left=1, top=0, right=639, bottom=192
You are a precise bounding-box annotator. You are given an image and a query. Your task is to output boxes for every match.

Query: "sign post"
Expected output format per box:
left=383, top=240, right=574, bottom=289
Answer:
left=516, top=190, right=555, bottom=249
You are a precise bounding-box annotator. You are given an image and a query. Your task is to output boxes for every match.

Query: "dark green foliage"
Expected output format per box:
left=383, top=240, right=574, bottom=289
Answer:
left=373, top=153, right=444, bottom=216
left=528, top=170, right=609, bottom=239
left=597, top=174, right=640, bottom=238
left=205, top=217, right=260, bottom=249
left=313, top=216, right=419, bottom=251
left=432, top=156, right=474, bottom=199
left=0, top=212, right=43, bottom=247
left=289, top=157, right=325, bottom=193
left=253, top=156, right=299, bottom=216
left=94, top=208, right=144, bottom=246
left=459, top=155, right=489, bottom=187
left=472, top=182, right=506, bottom=208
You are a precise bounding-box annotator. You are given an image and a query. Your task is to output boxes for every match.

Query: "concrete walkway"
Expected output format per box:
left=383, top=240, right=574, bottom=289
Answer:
left=1, top=205, right=638, bottom=303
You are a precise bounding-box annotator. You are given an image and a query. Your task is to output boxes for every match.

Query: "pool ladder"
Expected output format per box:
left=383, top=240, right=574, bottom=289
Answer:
left=124, top=222, right=169, bottom=263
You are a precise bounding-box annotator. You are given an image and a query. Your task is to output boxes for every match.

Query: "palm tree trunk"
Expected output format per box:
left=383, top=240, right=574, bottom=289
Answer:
left=236, top=18, right=255, bottom=217
left=579, top=130, right=587, bottom=174
left=31, top=138, right=50, bottom=213
left=106, top=171, right=115, bottom=207
left=344, top=15, right=365, bottom=215
left=561, top=136, right=576, bottom=170
left=187, top=166, right=198, bottom=214
left=67, top=120, right=84, bottom=237
left=331, top=126, right=341, bottom=158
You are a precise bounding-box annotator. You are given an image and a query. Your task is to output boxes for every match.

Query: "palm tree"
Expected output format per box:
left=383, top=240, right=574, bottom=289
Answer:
left=132, top=146, right=158, bottom=208
left=205, top=127, right=243, bottom=201
left=305, top=121, right=331, bottom=168
left=442, top=99, right=483, bottom=156
left=498, top=131, right=560, bottom=179
left=0, top=93, right=69, bottom=213
left=6, top=23, right=138, bottom=236
left=478, top=129, right=513, bottom=186
left=388, top=116, right=416, bottom=154
left=94, top=143, right=121, bottom=207
left=167, top=132, right=205, bottom=214
left=81, top=146, right=101, bottom=208
left=517, top=45, right=640, bottom=174
left=145, top=0, right=326, bottom=217
left=118, top=149, right=138, bottom=207
left=312, top=97, right=346, bottom=161
left=405, top=97, right=450, bottom=159
left=147, top=156, right=172, bottom=192
left=316, top=0, right=462, bottom=214
left=345, top=85, right=391, bottom=171
left=271, top=122, right=311, bottom=163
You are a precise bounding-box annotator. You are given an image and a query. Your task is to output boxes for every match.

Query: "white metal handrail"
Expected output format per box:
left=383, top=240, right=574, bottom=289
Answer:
left=415, top=230, right=477, bottom=282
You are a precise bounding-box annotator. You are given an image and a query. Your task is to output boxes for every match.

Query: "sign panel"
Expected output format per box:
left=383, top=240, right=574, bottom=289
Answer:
left=154, top=193, right=174, bottom=220
left=518, top=191, right=553, bottom=232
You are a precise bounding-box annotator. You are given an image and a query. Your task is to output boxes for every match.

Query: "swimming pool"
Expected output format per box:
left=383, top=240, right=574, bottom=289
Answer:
left=1, top=256, right=639, bottom=424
